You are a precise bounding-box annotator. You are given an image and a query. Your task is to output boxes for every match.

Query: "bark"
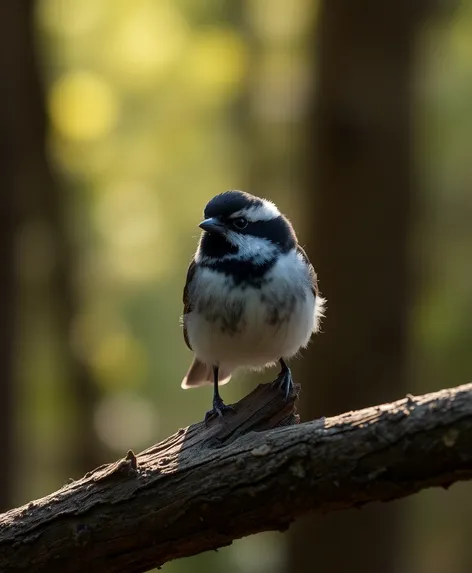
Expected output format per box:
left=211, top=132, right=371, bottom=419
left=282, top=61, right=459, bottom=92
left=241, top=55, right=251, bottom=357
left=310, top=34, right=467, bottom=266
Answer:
left=1, top=382, right=471, bottom=573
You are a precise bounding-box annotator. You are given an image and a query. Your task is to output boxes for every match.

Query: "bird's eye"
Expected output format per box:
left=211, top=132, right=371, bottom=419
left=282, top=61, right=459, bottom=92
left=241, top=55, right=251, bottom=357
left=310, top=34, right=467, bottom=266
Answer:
left=232, top=217, right=248, bottom=230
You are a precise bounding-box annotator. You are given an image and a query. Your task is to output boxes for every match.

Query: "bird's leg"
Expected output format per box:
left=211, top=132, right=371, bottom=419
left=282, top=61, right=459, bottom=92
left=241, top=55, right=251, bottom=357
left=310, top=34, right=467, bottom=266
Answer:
left=204, top=366, right=235, bottom=423
left=272, top=358, right=294, bottom=401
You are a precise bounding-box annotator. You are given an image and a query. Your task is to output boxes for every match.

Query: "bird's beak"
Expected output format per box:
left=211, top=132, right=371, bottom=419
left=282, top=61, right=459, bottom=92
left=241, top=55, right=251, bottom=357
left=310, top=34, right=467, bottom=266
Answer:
left=199, top=217, right=226, bottom=235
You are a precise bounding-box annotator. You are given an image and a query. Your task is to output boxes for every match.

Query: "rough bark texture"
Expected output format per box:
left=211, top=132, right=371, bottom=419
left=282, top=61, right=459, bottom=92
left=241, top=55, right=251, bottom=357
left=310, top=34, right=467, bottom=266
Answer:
left=1, top=382, right=472, bottom=573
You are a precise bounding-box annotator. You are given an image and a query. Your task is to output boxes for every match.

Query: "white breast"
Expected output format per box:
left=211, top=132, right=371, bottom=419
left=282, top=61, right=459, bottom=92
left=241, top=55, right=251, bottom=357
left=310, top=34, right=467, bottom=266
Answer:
left=185, top=249, right=324, bottom=374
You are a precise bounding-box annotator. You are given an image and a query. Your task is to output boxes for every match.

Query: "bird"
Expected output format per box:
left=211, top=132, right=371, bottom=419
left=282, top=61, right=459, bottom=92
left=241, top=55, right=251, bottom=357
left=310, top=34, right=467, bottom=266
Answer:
left=180, top=190, right=325, bottom=422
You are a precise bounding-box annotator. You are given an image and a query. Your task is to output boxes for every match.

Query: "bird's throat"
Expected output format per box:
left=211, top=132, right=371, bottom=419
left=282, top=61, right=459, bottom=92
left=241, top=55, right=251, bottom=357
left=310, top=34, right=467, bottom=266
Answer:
left=200, top=232, right=238, bottom=259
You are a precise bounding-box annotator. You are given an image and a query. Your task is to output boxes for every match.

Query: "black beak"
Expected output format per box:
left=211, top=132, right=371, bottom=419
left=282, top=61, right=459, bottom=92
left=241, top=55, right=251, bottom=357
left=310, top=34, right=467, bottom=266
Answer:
left=199, top=217, right=226, bottom=235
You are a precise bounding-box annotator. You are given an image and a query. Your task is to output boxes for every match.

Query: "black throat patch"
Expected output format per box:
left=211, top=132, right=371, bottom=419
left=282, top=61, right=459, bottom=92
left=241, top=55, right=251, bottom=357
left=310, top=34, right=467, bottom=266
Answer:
left=200, top=232, right=239, bottom=259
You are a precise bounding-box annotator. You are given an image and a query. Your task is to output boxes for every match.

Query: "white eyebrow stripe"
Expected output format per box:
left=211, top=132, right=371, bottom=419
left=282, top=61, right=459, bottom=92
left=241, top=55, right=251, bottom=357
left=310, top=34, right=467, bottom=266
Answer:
left=231, top=200, right=280, bottom=222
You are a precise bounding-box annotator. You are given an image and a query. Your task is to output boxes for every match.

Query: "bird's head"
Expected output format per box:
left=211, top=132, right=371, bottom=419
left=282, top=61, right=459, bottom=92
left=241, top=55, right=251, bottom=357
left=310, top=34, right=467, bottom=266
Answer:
left=196, top=190, right=297, bottom=263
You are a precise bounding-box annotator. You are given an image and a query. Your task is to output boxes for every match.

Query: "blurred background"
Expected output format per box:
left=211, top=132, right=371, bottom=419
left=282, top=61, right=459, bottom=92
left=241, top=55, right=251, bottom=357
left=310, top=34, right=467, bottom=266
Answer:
left=1, top=0, right=472, bottom=572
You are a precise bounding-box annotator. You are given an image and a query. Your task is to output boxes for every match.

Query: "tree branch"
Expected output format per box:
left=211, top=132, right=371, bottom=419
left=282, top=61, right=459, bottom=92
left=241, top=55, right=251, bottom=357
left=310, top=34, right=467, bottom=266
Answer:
left=1, top=382, right=472, bottom=573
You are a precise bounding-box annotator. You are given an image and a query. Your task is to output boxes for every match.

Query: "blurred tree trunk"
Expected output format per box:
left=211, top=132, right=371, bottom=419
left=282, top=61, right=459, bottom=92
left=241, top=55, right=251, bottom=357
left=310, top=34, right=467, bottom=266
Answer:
left=0, top=1, right=101, bottom=499
left=0, top=98, right=17, bottom=514
left=288, top=2, right=432, bottom=572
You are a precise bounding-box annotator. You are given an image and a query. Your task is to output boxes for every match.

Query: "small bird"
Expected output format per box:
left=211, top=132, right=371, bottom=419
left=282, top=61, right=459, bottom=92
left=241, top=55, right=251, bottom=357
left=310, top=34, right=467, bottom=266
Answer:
left=181, top=190, right=325, bottom=422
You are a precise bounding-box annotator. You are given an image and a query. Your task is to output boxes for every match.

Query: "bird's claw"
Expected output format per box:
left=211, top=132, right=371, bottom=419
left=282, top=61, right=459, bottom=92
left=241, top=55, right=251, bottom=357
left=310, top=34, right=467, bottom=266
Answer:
left=272, top=368, right=294, bottom=402
left=204, top=396, right=235, bottom=424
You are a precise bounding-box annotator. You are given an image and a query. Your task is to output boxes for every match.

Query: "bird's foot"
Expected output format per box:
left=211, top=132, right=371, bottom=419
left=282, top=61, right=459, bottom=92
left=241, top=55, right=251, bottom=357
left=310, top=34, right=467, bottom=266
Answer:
left=204, top=395, right=235, bottom=424
left=272, top=367, right=294, bottom=402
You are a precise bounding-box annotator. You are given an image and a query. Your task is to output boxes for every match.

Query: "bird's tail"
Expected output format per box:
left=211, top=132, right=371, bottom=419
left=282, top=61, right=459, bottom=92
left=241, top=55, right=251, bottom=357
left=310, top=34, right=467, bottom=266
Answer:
left=181, top=358, right=232, bottom=389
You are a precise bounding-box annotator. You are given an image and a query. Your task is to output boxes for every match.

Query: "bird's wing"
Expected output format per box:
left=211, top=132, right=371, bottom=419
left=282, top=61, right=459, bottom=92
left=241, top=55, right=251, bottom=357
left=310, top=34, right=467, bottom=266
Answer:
left=296, top=244, right=319, bottom=297
left=182, top=258, right=197, bottom=350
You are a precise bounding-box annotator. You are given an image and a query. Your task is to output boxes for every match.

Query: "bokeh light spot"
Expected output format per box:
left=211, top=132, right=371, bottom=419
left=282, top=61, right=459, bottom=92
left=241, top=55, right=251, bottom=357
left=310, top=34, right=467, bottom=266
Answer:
left=90, top=332, right=148, bottom=390
left=183, top=28, right=247, bottom=102
left=247, top=0, right=318, bottom=42
left=94, top=392, right=158, bottom=452
left=93, top=182, right=170, bottom=284
left=103, top=0, right=188, bottom=89
left=37, top=0, right=105, bottom=38
left=49, top=71, right=119, bottom=141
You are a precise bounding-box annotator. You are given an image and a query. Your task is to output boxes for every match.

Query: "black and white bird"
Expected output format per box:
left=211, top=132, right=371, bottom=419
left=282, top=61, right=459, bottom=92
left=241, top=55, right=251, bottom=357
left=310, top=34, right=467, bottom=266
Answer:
left=181, top=190, right=325, bottom=421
